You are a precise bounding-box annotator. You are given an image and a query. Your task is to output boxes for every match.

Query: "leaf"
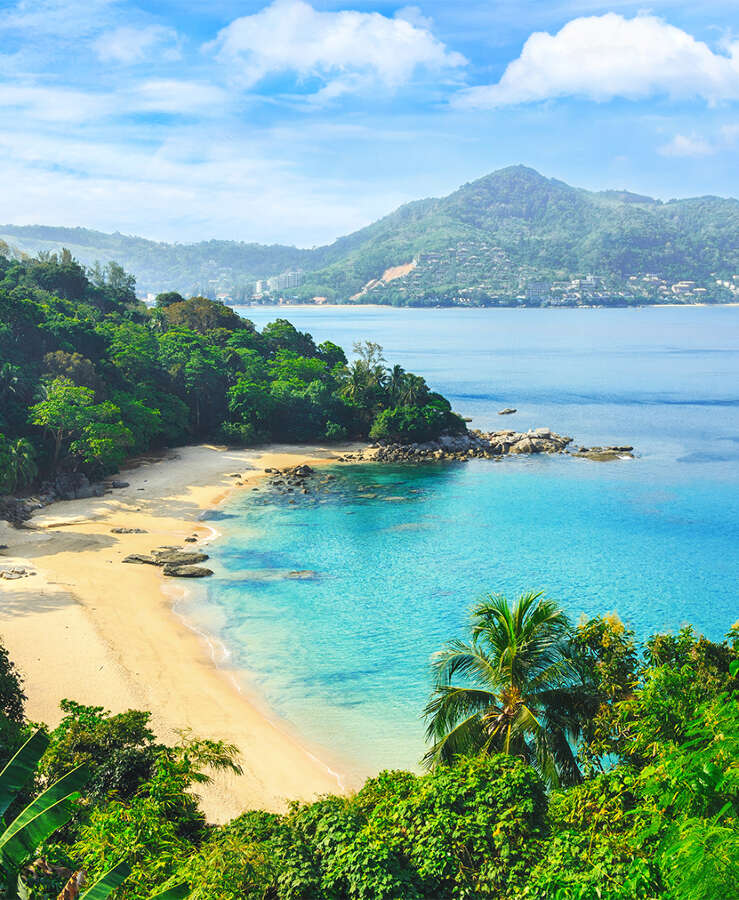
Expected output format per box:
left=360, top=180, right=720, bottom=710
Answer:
left=0, top=731, right=50, bottom=819
left=149, top=884, right=190, bottom=899
left=0, top=793, right=80, bottom=868
left=0, top=764, right=90, bottom=867
left=79, top=861, right=131, bottom=899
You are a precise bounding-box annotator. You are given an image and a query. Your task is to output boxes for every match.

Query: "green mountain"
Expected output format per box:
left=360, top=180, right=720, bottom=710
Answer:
left=3, top=166, right=739, bottom=306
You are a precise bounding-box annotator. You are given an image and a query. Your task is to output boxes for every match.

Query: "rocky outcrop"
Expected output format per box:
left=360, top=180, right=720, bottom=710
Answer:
left=162, top=565, right=213, bottom=578
left=572, top=446, right=634, bottom=461
left=53, top=473, right=105, bottom=501
left=0, top=566, right=36, bottom=580
left=123, top=548, right=210, bottom=567
left=111, top=527, right=147, bottom=534
left=498, top=408, right=517, bottom=415
left=337, top=428, right=578, bottom=464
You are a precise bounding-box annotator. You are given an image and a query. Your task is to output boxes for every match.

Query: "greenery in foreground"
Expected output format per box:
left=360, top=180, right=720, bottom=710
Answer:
left=0, top=594, right=736, bottom=900
left=0, top=248, right=464, bottom=495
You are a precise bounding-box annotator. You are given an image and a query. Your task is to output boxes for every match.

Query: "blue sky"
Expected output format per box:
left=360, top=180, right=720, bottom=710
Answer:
left=1, top=0, right=738, bottom=245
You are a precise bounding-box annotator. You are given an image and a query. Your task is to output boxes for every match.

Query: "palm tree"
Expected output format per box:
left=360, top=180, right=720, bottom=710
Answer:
left=423, top=591, right=584, bottom=787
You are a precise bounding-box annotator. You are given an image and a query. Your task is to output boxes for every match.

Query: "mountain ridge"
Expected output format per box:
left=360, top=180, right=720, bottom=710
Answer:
left=3, top=165, right=738, bottom=306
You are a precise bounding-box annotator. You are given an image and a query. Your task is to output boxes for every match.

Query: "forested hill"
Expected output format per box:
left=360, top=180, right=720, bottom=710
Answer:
left=3, top=166, right=739, bottom=306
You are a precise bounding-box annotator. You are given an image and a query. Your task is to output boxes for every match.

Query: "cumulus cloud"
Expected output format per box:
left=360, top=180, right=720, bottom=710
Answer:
left=456, top=13, right=739, bottom=109
left=208, top=0, right=465, bottom=94
left=658, top=133, right=715, bottom=157
left=93, top=25, right=181, bottom=64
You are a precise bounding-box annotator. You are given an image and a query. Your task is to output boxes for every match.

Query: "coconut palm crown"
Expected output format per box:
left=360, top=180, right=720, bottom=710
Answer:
left=423, top=591, right=584, bottom=787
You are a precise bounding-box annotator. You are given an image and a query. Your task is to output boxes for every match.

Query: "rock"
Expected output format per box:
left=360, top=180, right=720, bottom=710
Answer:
left=122, top=554, right=159, bottom=565
left=184, top=536, right=198, bottom=543
left=111, top=481, right=129, bottom=489
left=152, top=550, right=209, bottom=566
left=52, top=472, right=105, bottom=500
left=293, top=464, right=314, bottom=477
left=0, top=566, right=36, bottom=579
left=162, top=565, right=213, bottom=578
left=498, top=408, right=517, bottom=415
left=510, top=438, right=536, bottom=454
left=111, top=527, right=147, bottom=534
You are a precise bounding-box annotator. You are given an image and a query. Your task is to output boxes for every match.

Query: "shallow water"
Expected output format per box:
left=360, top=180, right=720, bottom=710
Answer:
left=180, top=306, right=739, bottom=776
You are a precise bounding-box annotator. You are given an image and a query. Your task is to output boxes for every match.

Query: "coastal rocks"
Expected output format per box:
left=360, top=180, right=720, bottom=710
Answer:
left=122, top=553, right=159, bottom=565
left=338, top=428, right=579, bottom=464
left=54, top=473, right=105, bottom=501
left=573, top=446, right=635, bottom=461
left=498, top=408, right=517, bottom=415
left=162, top=565, right=213, bottom=578
left=111, top=527, right=147, bottom=534
left=0, top=566, right=36, bottom=580
left=153, top=549, right=209, bottom=566
left=0, top=498, right=34, bottom=528
left=110, top=481, right=129, bottom=489
left=264, top=463, right=320, bottom=497
left=122, top=548, right=210, bottom=567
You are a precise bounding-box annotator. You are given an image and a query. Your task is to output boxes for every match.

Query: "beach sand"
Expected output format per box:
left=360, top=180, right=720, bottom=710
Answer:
left=0, top=443, right=362, bottom=823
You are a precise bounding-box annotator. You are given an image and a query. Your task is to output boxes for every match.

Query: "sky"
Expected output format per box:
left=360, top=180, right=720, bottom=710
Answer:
left=1, top=0, right=739, bottom=246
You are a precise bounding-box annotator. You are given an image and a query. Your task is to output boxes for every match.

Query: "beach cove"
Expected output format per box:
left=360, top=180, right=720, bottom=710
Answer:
left=0, top=443, right=363, bottom=823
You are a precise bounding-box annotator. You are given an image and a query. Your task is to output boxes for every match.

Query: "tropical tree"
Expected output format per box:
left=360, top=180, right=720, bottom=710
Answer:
left=0, top=438, right=37, bottom=494
left=0, top=730, right=189, bottom=899
left=423, top=591, right=584, bottom=787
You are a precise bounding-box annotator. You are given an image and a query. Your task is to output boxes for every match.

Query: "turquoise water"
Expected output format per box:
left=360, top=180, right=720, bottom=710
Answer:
left=183, top=307, right=739, bottom=776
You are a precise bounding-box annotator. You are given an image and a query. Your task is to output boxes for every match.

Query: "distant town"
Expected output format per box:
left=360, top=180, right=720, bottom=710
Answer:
left=142, top=243, right=739, bottom=309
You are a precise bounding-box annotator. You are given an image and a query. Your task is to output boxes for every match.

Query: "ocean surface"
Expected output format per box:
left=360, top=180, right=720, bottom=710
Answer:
left=180, top=306, right=739, bottom=777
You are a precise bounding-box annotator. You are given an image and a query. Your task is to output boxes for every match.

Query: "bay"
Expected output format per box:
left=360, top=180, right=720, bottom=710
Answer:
left=179, top=306, right=739, bottom=776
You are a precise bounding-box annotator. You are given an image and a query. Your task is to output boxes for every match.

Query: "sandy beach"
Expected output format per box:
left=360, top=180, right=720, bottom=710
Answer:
left=0, top=443, right=362, bottom=823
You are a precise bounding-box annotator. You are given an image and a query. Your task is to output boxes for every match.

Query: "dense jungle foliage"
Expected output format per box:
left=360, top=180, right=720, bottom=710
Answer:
left=0, top=599, right=736, bottom=899
left=0, top=248, right=464, bottom=495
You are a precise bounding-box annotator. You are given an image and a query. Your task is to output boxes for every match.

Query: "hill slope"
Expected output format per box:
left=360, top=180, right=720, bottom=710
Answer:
left=3, top=166, right=738, bottom=306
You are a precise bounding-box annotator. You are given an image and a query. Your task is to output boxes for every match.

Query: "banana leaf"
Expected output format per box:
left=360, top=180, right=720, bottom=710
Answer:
left=0, top=793, right=81, bottom=870
left=79, top=860, right=131, bottom=899
left=0, top=732, right=50, bottom=819
left=149, top=885, right=190, bottom=899
left=0, top=763, right=90, bottom=869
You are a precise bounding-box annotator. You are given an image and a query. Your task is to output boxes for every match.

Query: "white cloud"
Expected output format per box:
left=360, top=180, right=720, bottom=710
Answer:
left=456, top=13, right=739, bottom=109
left=129, top=79, right=226, bottom=114
left=658, top=133, right=715, bottom=157
left=0, top=127, right=400, bottom=245
left=0, top=78, right=227, bottom=124
left=208, top=0, right=465, bottom=95
left=0, top=83, right=110, bottom=122
left=93, top=25, right=181, bottom=64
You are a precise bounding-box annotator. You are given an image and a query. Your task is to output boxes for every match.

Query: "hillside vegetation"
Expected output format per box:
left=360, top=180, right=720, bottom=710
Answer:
left=0, top=599, right=736, bottom=898
left=5, top=166, right=739, bottom=305
left=0, top=250, right=463, bottom=498
left=3, top=167, right=739, bottom=306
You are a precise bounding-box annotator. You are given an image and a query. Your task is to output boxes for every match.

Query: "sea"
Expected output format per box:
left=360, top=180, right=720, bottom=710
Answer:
left=177, top=306, right=739, bottom=778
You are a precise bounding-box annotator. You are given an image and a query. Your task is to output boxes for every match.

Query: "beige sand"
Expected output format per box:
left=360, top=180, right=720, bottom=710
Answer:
left=0, top=443, right=363, bottom=823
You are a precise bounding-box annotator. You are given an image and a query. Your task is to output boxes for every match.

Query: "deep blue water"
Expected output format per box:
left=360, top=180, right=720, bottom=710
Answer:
left=181, top=307, right=739, bottom=776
